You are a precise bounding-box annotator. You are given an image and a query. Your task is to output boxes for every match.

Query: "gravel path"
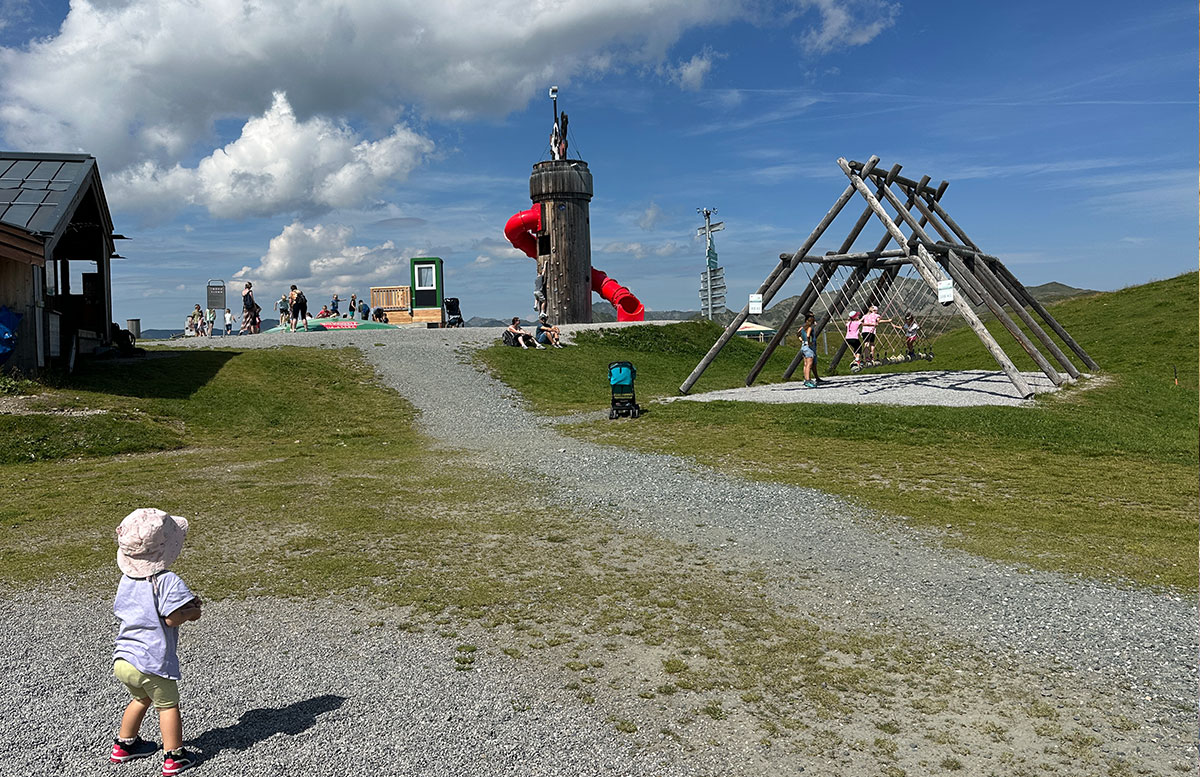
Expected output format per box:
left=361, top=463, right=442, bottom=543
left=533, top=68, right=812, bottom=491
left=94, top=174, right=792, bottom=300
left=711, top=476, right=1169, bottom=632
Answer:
left=18, top=327, right=1191, bottom=774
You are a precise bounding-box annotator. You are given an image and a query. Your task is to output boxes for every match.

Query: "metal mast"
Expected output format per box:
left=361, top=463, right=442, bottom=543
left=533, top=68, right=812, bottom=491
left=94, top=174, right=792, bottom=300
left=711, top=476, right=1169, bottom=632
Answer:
left=697, top=208, right=726, bottom=320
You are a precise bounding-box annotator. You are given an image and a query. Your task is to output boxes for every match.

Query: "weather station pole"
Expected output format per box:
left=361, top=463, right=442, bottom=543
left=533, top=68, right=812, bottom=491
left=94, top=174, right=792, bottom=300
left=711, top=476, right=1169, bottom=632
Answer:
left=697, top=208, right=725, bottom=320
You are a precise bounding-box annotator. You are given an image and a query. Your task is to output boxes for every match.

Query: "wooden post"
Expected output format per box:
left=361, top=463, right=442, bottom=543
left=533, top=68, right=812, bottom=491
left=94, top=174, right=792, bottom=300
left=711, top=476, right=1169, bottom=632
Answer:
left=994, top=261, right=1100, bottom=371
left=679, top=158, right=874, bottom=394
left=944, top=250, right=1065, bottom=385
left=742, top=158, right=884, bottom=386
left=836, top=158, right=1034, bottom=399
left=921, top=191, right=1100, bottom=373
left=972, top=258, right=1080, bottom=379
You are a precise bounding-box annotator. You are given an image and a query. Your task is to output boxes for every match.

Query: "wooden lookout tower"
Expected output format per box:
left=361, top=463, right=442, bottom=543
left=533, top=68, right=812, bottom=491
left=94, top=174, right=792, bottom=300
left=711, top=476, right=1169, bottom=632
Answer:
left=680, top=156, right=1099, bottom=398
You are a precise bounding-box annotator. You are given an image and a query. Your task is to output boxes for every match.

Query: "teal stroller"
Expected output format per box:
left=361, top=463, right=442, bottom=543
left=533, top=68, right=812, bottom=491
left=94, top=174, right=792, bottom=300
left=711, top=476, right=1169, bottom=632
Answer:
left=608, top=361, right=640, bottom=419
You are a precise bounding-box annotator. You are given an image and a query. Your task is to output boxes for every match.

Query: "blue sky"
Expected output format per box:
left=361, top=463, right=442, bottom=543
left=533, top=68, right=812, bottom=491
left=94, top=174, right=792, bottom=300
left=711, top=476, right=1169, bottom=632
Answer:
left=1, top=0, right=1194, bottom=327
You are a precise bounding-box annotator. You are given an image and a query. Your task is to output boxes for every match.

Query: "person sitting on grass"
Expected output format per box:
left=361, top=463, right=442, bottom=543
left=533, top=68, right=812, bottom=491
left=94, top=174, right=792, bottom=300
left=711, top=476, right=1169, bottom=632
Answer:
left=535, top=313, right=564, bottom=348
left=505, top=317, right=543, bottom=349
left=109, top=508, right=203, bottom=776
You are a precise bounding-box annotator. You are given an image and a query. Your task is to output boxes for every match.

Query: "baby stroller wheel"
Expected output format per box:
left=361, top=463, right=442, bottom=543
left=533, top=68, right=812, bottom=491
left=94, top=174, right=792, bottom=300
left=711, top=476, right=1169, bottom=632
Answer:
left=631, top=407, right=640, bottom=419
left=609, top=409, right=618, bottom=420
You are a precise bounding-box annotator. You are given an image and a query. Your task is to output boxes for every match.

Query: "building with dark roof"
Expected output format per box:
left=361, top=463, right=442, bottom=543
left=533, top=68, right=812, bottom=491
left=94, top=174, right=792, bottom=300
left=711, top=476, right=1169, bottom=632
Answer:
left=0, top=152, right=120, bottom=371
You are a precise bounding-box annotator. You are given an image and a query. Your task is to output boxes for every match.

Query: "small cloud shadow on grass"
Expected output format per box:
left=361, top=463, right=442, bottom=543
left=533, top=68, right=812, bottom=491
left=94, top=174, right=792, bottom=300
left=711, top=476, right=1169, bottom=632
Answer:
left=192, top=694, right=346, bottom=758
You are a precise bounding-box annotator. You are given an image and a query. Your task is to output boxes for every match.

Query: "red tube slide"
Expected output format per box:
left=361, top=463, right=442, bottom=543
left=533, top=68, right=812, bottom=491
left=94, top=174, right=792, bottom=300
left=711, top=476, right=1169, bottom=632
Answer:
left=592, top=267, right=644, bottom=322
left=504, top=206, right=541, bottom=259
left=504, top=205, right=645, bottom=322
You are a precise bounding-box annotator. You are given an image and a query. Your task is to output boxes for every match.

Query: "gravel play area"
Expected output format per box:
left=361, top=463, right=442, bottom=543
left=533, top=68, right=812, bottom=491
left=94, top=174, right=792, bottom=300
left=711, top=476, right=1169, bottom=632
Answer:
left=673, top=369, right=1064, bottom=406
left=6, top=325, right=1195, bottom=776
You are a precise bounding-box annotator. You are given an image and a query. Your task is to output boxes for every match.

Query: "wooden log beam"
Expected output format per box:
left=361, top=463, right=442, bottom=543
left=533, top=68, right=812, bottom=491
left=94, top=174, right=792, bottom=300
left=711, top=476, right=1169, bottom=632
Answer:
left=945, top=250, right=1065, bottom=386
left=848, top=159, right=942, bottom=199
left=679, top=157, right=875, bottom=394
left=744, top=159, right=887, bottom=386
left=785, top=173, right=935, bottom=379
left=922, top=194, right=1100, bottom=373
left=971, top=257, right=1080, bottom=379
left=836, top=157, right=1035, bottom=399
left=995, top=261, right=1100, bottom=371
left=784, top=249, right=910, bottom=264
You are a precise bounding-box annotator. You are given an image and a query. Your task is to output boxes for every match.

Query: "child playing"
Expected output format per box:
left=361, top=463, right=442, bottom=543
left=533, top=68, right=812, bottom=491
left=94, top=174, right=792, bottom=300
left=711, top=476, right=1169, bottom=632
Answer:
left=109, top=508, right=202, bottom=775
left=893, top=312, right=921, bottom=358
left=844, top=311, right=863, bottom=365
left=223, top=309, right=232, bottom=337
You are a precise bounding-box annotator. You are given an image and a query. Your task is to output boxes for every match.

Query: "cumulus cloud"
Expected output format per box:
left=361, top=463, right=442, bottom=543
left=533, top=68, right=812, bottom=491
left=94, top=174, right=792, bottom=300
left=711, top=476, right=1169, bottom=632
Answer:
left=638, top=202, right=665, bottom=231
left=795, top=0, right=899, bottom=55
left=0, top=0, right=747, bottom=171
left=233, top=221, right=411, bottom=290
left=112, top=92, right=431, bottom=220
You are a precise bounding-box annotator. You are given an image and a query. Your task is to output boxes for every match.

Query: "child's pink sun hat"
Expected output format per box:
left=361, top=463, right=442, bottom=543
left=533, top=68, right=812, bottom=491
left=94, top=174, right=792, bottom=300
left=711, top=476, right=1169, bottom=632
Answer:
left=116, top=508, right=188, bottom=578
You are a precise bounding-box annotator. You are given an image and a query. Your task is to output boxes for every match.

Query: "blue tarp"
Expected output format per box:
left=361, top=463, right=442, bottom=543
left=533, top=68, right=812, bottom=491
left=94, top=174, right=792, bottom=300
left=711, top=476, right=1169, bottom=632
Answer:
left=0, top=306, right=21, bottom=366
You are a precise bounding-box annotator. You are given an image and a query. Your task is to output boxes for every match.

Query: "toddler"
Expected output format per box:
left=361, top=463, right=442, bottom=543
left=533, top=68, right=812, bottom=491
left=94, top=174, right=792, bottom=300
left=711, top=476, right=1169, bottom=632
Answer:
left=109, top=508, right=202, bottom=775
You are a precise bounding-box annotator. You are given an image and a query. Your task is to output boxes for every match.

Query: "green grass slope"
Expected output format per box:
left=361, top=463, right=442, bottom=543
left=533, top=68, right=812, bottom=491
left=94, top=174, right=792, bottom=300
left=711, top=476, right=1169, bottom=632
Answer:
left=483, top=273, right=1199, bottom=589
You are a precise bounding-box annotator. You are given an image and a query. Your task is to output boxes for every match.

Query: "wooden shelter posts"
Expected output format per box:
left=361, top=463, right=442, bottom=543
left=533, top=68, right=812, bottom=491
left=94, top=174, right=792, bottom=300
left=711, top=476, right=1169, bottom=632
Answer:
left=823, top=178, right=946, bottom=374
left=782, top=173, right=941, bottom=380
left=920, top=193, right=1099, bottom=372
left=677, top=156, right=877, bottom=394
left=834, top=157, right=1035, bottom=399
left=683, top=155, right=1098, bottom=399
left=743, top=158, right=888, bottom=386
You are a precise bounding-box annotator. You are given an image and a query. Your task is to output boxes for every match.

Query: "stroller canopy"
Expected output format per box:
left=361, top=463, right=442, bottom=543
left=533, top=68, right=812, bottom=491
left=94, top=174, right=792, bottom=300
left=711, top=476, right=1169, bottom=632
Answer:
left=609, top=361, right=636, bottom=387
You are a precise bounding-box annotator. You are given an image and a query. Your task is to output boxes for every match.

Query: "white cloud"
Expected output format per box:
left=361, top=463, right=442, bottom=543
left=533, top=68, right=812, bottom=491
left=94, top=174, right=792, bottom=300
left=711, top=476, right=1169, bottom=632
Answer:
left=112, top=92, right=432, bottom=220
left=668, top=49, right=721, bottom=91
left=638, top=202, right=665, bottom=231
left=233, top=221, right=411, bottom=291
left=795, top=0, right=899, bottom=55
left=0, top=0, right=748, bottom=172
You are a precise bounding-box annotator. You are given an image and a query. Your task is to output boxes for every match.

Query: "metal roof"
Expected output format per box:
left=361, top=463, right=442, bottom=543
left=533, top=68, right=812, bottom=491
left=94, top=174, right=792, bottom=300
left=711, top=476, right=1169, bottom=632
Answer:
left=0, top=152, right=98, bottom=236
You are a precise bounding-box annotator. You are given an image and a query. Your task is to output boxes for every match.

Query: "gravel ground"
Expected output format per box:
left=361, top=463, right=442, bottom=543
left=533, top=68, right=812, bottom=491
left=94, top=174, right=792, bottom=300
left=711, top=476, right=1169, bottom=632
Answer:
left=9, top=326, right=1193, bottom=774
left=1, top=587, right=725, bottom=777
left=672, top=369, right=1063, bottom=406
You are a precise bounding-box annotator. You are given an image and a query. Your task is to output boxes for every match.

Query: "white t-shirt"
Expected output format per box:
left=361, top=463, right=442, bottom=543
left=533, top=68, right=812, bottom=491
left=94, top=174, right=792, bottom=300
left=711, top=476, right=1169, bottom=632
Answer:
left=224, top=311, right=232, bottom=326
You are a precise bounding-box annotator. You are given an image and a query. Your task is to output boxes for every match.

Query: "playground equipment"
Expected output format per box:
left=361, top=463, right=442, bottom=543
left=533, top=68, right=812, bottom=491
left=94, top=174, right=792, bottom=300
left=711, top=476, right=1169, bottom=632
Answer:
left=369, top=257, right=448, bottom=327
left=504, top=90, right=644, bottom=324
left=680, top=156, right=1098, bottom=399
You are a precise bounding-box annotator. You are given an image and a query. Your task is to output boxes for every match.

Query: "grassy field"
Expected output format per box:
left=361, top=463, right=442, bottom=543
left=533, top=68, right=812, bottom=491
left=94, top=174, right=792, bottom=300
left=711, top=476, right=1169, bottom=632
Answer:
left=0, top=342, right=1182, bottom=773
left=478, top=272, right=1199, bottom=590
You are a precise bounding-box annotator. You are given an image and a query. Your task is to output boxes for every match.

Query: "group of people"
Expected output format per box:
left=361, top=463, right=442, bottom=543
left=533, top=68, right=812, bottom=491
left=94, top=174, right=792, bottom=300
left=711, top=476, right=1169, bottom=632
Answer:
left=276, top=288, right=390, bottom=332
left=504, top=313, right=565, bottom=349
left=184, top=305, right=233, bottom=337
left=796, top=305, right=922, bottom=387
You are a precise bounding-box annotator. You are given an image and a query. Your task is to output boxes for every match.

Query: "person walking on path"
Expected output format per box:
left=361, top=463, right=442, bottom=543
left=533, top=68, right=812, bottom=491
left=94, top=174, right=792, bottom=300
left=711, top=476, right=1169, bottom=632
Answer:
left=223, top=309, right=232, bottom=337
left=798, top=312, right=819, bottom=387
left=108, top=508, right=203, bottom=775
left=241, top=283, right=257, bottom=335
left=204, top=308, right=216, bottom=338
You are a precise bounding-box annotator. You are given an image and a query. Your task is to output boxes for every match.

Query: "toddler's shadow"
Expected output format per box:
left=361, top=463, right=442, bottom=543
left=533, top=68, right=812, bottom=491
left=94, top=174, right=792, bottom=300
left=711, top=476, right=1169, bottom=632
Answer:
left=192, top=694, right=346, bottom=759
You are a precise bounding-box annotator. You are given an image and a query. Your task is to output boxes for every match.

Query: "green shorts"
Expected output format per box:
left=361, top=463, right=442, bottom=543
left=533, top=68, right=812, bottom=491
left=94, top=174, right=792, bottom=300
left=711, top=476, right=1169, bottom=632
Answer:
left=113, top=659, right=179, bottom=709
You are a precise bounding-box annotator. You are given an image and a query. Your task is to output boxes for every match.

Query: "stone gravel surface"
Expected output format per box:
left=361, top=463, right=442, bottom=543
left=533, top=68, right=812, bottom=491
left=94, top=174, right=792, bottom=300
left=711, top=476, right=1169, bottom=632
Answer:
left=7, top=325, right=1191, bottom=775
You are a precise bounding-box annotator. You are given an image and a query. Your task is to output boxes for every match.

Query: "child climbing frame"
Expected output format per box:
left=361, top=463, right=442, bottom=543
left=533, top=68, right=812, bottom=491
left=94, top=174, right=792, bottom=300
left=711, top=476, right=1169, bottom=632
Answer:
left=680, top=156, right=1100, bottom=399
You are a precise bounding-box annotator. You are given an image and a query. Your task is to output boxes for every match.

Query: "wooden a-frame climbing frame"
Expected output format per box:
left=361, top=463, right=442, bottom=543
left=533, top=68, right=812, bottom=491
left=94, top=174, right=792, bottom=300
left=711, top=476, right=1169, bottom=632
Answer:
left=679, top=156, right=1099, bottom=399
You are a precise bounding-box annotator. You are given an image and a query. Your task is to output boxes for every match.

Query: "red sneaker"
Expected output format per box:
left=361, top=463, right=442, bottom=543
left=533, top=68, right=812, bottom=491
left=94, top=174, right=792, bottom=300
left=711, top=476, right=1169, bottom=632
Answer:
left=109, top=737, right=158, bottom=763
left=162, top=748, right=195, bottom=775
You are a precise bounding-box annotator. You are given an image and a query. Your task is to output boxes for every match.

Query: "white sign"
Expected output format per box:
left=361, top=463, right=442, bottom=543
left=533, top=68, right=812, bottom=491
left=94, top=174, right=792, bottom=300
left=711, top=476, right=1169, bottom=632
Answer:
left=937, top=279, right=954, bottom=304
left=748, top=293, right=763, bottom=315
